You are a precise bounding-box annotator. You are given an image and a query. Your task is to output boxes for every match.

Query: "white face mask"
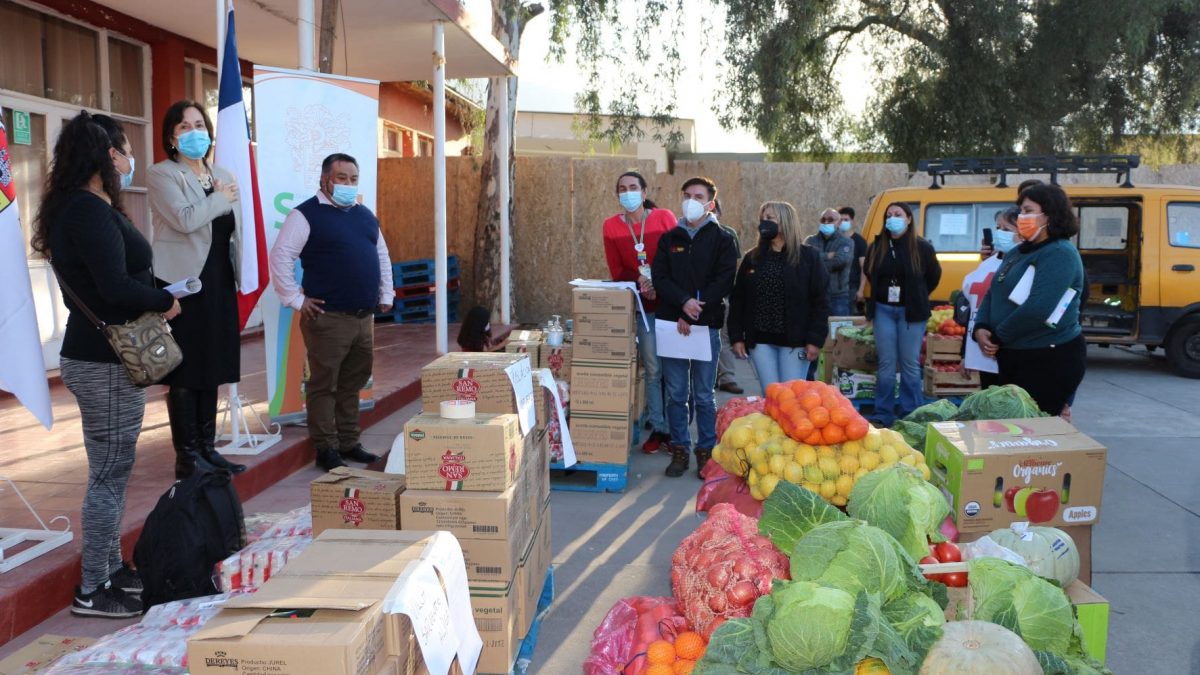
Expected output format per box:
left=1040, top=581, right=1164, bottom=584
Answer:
left=681, top=198, right=707, bottom=223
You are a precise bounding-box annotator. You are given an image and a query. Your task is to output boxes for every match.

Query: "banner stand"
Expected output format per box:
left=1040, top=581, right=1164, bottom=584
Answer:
left=217, top=382, right=283, bottom=456
left=0, top=478, right=73, bottom=573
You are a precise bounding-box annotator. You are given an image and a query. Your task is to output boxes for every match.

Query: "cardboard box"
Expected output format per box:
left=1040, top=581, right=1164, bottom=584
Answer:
left=831, top=328, right=878, bottom=371
left=188, top=531, right=441, bottom=675
left=421, top=352, right=532, bottom=416
left=1067, top=580, right=1109, bottom=664
left=573, top=311, right=635, bottom=338
left=403, top=413, right=523, bottom=492
left=634, top=373, right=646, bottom=419
left=570, top=359, right=636, bottom=413
left=572, top=287, right=636, bottom=314
left=505, top=341, right=541, bottom=359
left=310, top=468, right=407, bottom=536
left=925, top=335, right=964, bottom=363
left=0, top=634, right=96, bottom=674
left=471, top=579, right=518, bottom=675
left=509, top=329, right=544, bottom=343
left=569, top=409, right=635, bottom=464
left=517, top=507, right=552, bottom=637
left=925, top=418, right=1107, bottom=533
left=833, top=368, right=879, bottom=400
left=573, top=334, right=638, bottom=361
left=825, top=316, right=867, bottom=349
left=922, top=366, right=981, bottom=396
left=539, top=344, right=573, bottom=382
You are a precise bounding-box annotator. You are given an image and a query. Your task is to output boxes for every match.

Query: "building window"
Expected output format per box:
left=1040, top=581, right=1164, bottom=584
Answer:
left=108, top=36, right=144, bottom=117
left=386, top=128, right=400, bottom=152
left=419, top=136, right=433, bottom=157
left=0, top=1, right=100, bottom=107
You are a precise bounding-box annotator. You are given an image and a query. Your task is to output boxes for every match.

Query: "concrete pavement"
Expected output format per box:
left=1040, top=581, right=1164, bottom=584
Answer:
left=531, top=345, right=1200, bottom=673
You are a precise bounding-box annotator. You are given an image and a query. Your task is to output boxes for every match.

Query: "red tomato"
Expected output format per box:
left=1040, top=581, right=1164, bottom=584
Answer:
left=933, top=542, right=962, bottom=563
left=942, top=572, right=969, bottom=587
left=919, top=555, right=942, bottom=582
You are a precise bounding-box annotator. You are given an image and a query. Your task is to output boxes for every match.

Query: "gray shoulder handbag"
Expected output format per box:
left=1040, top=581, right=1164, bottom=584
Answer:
left=52, top=263, right=182, bottom=387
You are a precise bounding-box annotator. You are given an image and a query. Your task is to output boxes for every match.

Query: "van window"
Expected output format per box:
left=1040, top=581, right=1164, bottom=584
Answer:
left=1167, top=202, right=1200, bottom=248
left=924, top=202, right=1010, bottom=252
left=1076, top=206, right=1129, bottom=250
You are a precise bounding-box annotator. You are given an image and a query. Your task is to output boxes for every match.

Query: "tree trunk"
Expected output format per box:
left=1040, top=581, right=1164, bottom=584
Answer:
left=473, top=2, right=534, bottom=324
left=317, top=0, right=340, bottom=74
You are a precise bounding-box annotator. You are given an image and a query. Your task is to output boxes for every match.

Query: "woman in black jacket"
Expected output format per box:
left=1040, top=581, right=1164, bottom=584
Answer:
left=31, top=112, right=181, bottom=618
left=862, top=202, right=942, bottom=425
left=729, top=201, right=830, bottom=391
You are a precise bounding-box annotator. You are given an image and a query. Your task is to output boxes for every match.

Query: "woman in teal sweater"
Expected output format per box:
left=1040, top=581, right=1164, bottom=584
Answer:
left=974, top=183, right=1086, bottom=417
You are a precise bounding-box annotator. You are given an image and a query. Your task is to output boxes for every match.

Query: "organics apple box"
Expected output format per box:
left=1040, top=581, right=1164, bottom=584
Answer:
left=402, top=413, right=523, bottom=492
left=925, top=417, right=1107, bottom=533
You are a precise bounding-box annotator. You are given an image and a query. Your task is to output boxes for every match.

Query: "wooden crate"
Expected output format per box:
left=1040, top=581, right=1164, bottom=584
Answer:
left=923, top=366, right=980, bottom=397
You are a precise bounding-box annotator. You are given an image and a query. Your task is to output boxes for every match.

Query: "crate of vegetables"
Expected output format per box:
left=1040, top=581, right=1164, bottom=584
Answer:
left=925, top=334, right=965, bottom=363
left=923, top=363, right=980, bottom=396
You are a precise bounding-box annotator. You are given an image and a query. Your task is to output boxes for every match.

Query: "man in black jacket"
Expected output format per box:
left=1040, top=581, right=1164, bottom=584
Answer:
left=651, top=177, right=739, bottom=478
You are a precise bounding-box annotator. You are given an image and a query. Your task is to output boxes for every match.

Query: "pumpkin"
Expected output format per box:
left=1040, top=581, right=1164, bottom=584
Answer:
left=919, top=621, right=1042, bottom=675
left=855, top=657, right=891, bottom=674
left=988, top=525, right=1080, bottom=586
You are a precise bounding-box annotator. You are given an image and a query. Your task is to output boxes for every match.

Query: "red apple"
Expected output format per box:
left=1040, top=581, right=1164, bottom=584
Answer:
left=1004, top=486, right=1022, bottom=513
left=1024, top=488, right=1061, bottom=524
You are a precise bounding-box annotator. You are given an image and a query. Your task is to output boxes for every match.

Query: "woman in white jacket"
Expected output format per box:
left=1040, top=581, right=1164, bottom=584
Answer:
left=147, top=100, right=245, bottom=479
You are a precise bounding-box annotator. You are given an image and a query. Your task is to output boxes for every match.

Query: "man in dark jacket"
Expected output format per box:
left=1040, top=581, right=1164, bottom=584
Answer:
left=651, top=177, right=739, bottom=478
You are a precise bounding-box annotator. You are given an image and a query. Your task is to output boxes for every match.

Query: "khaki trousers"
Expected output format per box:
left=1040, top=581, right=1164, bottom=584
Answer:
left=300, top=312, right=374, bottom=451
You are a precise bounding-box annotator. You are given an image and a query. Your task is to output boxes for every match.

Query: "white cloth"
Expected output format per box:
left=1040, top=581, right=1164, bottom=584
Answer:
left=269, top=191, right=395, bottom=311
left=962, top=255, right=1004, bottom=373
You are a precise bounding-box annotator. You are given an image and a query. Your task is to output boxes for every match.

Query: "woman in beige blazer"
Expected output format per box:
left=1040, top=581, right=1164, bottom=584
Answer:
left=148, top=100, right=245, bottom=479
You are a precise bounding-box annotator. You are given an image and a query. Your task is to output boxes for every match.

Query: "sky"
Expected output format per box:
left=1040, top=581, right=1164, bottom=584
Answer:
left=463, top=0, right=872, bottom=154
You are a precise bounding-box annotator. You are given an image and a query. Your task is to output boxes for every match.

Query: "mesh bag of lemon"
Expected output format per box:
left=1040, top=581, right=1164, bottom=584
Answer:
left=711, top=413, right=932, bottom=504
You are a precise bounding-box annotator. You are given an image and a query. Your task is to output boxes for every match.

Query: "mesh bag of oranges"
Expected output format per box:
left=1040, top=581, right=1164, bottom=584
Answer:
left=764, top=379, right=870, bottom=444
left=710, top=412, right=931, bottom=505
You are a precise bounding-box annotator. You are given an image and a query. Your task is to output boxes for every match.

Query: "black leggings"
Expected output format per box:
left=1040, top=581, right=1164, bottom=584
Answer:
left=997, top=335, right=1086, bottom=416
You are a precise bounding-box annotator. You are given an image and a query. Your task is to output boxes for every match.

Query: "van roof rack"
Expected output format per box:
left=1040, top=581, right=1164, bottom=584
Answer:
left=917, top=155, right=1140, bottom=190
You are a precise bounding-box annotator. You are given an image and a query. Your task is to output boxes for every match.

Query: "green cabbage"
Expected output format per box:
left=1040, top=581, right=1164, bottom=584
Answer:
left=764, top=581, right=857, bottom=671
left=893, top=399, right=959, bottom=449
left=847, top=465, right=951, bottom=560
left=968, top=558, right=1113, bottom=675
left=953, top=384, right=1047, bottom=420
left=789, top=521, right=910, bottom=603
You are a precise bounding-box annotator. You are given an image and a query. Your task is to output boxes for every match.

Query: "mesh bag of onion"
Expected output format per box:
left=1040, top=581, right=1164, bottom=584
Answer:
left=670, top=503, right=791, bottom=638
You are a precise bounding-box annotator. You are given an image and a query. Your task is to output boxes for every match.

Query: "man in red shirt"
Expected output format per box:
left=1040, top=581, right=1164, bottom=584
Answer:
left=603, top=171, right=676, bottom=453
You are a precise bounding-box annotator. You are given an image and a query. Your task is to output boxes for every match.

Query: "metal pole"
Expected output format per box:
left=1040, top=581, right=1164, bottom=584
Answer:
left=498, top=77, right=511, bottom=325
left=433, top=22, right=448, bottom=354
left=298, top=0, right=315, bottom=70
left=216, top=0, right=225, bottom=74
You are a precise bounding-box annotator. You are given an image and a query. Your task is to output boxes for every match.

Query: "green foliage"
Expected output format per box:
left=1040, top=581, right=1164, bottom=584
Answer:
left=846, top=465, right=951, bottom=560
left=547, top=0, right=1200, bottom=163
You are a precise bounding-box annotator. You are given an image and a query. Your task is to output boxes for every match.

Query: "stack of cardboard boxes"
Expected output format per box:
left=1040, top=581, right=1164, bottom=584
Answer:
left=923, top=335, right=982, bottom=396
left=405, top=352, right=551, bottom=674
left=568, top=288, right=640, bottom=464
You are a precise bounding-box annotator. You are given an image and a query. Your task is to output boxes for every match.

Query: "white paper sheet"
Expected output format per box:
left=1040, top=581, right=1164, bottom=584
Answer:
left=503, top=357, right=537, bottom=436
left=536, top=368, right=576, bottom=467
left=422, top=532, right=483, bottom=675
left=1008, top=266, right=1036, bottom=306
left=654, top=319, right=712, bottom=360
left=384, top=432, right=405, bottom=474
left=164, top=277, right=202, bottom=298
left=1045, top=288, right=1077, bottom=328
left=569, top=279, right=650, bottom=331
left=384, top=560, right=457, bottom=675
left=939, top=213, right=969, bottom=236
left=962, top=256, right=1002, bottom=374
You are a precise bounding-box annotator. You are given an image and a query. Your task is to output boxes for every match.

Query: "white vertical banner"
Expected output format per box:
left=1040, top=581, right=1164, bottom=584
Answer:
left=252, top=66, right=380, bottom=420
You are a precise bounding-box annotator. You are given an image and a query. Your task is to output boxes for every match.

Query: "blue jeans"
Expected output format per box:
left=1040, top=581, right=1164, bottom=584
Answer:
left=636, top=311, right=667, bottom=433
left=661, top=328, right=722, bottom=451
left=829, top=295, right=851, bottom=317
left=873, top=304, right=925, bottom=424
left=750, top=344, right=809, bottom=394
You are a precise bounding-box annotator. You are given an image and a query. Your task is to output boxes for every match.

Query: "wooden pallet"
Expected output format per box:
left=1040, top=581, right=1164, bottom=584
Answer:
left=549, top=461, right=629, bottom=493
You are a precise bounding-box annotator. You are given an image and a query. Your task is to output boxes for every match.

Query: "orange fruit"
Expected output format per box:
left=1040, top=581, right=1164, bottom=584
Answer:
left=646, top=665, right=675, bottom=675
left=799, top=390, right=822, bottom=411
left=674, top=631, right=707, bottom=660
left=830, top=405, right=852, bottom=427
left=809, top=406, right=830, bottom=428
left=820, top=390, right=841, bottom=410
left=673, top=660, right=696, bottom=674
left=789, top=380, right=808, bottom=395
left=765, top=382, right=784, bottom=399
left=846, top=417, right=870, bottom=440
left=804, top=429, right=824, bottom=445
left=793, top=418, right=815, bottom=439
left=821, top=424, right=846, bottom=445
left=647, top=640, right=676, bottom=665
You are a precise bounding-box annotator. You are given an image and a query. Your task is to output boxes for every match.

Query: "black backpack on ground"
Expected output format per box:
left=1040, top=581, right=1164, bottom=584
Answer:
left=134, top=468, right=246, bottom=610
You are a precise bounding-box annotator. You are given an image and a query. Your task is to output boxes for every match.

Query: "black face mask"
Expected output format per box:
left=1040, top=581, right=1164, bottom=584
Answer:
left=758, top=219, right=779, bottom=240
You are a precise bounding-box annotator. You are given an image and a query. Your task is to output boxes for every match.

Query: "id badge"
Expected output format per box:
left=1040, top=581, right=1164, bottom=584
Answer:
left=638, top=264, right=652, bottom=280
left=887, top=285, right=901, bottom=303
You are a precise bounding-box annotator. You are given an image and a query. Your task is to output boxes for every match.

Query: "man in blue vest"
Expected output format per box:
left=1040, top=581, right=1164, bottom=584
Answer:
left=270, top=153, right=395, bottom=470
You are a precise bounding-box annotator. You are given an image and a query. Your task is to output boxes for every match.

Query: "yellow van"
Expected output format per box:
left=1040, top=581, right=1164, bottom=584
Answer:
left=861, top=156, right=1200, bottom=378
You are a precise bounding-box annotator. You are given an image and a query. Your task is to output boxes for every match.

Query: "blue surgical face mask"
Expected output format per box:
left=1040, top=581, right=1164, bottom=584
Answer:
left=819, top=223, right=836, bottom=236
left=116, top=152, right=135, bottom=190
left=175, top=129, right=211, bottom=160
left=331, top=183, right=359, bottom=207
left=618, top=190, right=642, bottom=212
left=993, top=229, right=1017, bottom=254
left=885, top=216, right=907, bottom=235
left=838, top=219, right=853, bottom=232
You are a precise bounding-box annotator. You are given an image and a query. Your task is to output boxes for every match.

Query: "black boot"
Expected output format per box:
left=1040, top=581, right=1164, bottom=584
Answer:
left=665, top=444, right=690, bottom=478
left=166, top=387, right=212, bottom=480
left=196, top=388, right=246, bottom=474
left=695, top=448, right=712, bottom=480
